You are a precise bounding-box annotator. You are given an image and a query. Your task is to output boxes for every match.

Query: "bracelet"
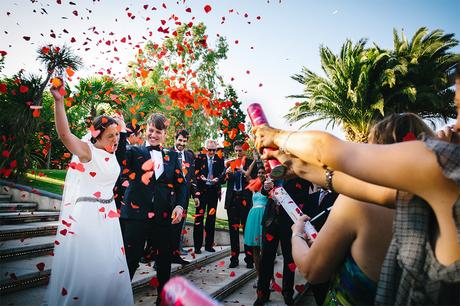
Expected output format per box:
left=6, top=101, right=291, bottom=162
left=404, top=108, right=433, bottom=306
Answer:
left=292, top=232, right=307, bottom=242
left=279, top=132, right=294, bottom=154
left=325, top=168, right=335, bottom=193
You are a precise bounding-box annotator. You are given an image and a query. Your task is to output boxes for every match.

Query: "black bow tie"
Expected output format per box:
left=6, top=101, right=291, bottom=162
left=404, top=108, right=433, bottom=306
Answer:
left=147, top=145, right=161, bottom=151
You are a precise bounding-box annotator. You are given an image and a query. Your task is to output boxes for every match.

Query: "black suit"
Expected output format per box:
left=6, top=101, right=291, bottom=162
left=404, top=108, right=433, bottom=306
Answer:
left=224, top=158, right=257, bottom=264
left=117, top=143, right=187, bottom=295
left=170, top=148, right=197, bottom=255
left=257, top=178, right=313, bottom=300
left=193, top=153, right=225, bottom=251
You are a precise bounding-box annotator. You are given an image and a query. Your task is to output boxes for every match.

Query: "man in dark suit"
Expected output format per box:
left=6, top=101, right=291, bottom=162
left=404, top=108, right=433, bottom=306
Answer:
left=193, top=139, right=225, bottom=254
left=170, top=129, right=199, bottom=265
left=255, top=177, right=313, bottom=306
left=225, top=143, right=258, bottom=268
left=117, top=113, right=187, bottom=306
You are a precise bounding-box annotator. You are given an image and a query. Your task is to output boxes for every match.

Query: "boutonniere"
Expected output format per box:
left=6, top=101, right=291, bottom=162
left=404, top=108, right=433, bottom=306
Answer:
left=164, top=154, right=170, bottom=162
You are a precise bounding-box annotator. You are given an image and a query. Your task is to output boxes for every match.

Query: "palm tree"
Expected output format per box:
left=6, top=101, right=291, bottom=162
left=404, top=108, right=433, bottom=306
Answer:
left=287, top=27, right=459, bottom=142
left=287, top=39, right=390, bottom=142
left=34, top=44, right=82, bottom=106
left=381, top=27, right=459, bottom=121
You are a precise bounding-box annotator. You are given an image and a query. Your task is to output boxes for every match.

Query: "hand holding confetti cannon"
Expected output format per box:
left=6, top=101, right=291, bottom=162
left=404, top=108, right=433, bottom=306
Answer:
left=247, top=103, right=318, bottom=241
left=247, top=103, right=287, bottom=179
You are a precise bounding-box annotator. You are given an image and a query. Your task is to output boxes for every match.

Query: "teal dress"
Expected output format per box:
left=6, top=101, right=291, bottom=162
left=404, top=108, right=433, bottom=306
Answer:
left=324, top=254, right=377, bottom=306
left=244, top=192, right=268, bottom=247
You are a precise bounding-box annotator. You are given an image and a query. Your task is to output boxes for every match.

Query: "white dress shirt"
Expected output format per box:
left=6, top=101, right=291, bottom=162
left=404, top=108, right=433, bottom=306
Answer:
left=146, top=142, right=164, bottom=179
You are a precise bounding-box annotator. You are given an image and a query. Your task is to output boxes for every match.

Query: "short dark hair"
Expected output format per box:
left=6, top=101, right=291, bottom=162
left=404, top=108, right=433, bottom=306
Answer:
left=147, top=113, right=168, bottom=130
left=175, top=129, right=190, bottom=140
left=90, top=115, right=118, bottom=144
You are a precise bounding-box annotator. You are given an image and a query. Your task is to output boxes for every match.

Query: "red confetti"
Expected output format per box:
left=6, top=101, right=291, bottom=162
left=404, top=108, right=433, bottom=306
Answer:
left=229, top=271, right=236, bottom=277
left=265, top=233, right=274, bottom=242
left=89, top=172, right=96, bottom=177
left=36, top=262, right=45, bottom=271
left=23, top=36, right=31, bottom=41
left=288, top=262, right=296, bottom=272
left=61, top=288, right=68, bottom=296
left=93, top=191, right=101, bottom=198
left=295, top=284, right=306, bottom=293
left=149, top=277, right=159, bottom=287
left=204, top=4, right=212, bottom=13
left=108, top=210, right=120, bottom=218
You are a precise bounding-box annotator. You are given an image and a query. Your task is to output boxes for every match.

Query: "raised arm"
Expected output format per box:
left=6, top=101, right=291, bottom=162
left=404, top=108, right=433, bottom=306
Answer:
left=51, top=80, right=91, bottom=162
left=255, top=126, right=460, bottom=265
left=264, top=149, right=396, bottom=208
left=254, top=127, right=457, bottom=209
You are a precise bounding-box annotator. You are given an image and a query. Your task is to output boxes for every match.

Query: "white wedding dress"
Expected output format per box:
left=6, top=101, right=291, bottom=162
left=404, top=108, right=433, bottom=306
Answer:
left=45, top=141, right=134, bottom=306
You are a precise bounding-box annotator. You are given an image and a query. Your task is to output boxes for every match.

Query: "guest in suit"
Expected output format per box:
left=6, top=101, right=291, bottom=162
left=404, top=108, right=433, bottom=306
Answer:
left=225, top=143, right=258, bottom=268
left=255, top=178, right=313, bottom=306
left=114, top=122, right=142, bottom=210
left=193, top=139, right=225, bottom=253
left=170, top=129, right=199, bottom=265
left=117, top=113, right=187, bottom=306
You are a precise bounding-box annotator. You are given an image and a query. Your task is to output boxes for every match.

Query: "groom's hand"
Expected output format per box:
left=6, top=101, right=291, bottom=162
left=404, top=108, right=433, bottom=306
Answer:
left=171, top=206, right=184, bottom=224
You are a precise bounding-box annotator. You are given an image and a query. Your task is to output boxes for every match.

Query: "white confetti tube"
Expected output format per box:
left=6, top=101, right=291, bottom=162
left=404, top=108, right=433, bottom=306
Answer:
left=271, top=186, right=318, bottom=241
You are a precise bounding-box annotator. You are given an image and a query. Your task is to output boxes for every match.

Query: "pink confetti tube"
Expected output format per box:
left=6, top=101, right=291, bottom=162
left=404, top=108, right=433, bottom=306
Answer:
left=247, top=103, right=287, bottom=179
left=161, top=276, right=222, bottom=306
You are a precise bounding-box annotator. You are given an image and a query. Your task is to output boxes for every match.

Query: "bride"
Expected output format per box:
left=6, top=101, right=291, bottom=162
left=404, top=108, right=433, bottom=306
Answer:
left=45, top=79, right=134, bottom=306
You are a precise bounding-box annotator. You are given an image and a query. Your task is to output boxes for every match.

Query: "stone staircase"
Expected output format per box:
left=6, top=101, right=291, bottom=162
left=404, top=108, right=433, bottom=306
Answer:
left=0, top=189, right=310, bottom=305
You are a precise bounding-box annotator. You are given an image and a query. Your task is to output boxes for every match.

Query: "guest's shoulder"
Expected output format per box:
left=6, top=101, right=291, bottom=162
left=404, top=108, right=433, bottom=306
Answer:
left=128, top=145, right=144, bottom=154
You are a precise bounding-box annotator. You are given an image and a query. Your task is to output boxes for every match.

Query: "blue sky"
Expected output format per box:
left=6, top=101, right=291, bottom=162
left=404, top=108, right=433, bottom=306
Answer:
left=1, top=0, right=459, bottom=138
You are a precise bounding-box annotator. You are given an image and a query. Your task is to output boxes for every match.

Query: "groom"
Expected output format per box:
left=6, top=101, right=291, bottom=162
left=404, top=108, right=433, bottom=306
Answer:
left=117, top=113, right=187, bottom=305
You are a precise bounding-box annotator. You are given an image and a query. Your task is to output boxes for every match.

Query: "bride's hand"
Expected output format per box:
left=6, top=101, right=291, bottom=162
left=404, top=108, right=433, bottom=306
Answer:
left=112, top=113, right=127, bottom=133
left=50, top=77, right=65, bottom=102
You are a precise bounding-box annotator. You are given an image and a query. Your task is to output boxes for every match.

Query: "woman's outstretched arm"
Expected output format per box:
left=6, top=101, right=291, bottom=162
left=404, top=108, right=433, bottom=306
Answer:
left=255, top=127, right=460, bottom=265
left=51, top=81, right=91, bottom=162
left=264, top=149, right=396, bottom=207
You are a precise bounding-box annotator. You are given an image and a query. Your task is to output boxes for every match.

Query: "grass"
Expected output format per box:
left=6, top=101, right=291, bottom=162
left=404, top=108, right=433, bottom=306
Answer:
left=18, top=169, right=228, bottom=229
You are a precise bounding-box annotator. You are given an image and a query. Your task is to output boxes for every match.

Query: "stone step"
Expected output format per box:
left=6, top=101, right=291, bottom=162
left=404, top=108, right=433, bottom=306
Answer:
left=0, top=235, right=54, bottom=262
left=0, top=211, right=59, bottom=225
left=0, top=245, right=231, bottom=297
left=0, top=221, right=59, bottom=241
left=0, top=194, right=12, bottom=203
left=0, top=202, right=38, bottom=212
left=221, top=255, right=313, bottom=305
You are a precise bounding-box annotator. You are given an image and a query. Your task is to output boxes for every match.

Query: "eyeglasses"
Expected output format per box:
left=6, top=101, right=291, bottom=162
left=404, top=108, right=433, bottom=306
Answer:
left=207, top=148, right=216, bottom=152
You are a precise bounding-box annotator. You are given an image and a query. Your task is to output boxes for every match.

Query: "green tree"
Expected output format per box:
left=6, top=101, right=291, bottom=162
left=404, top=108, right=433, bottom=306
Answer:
left=287, top=27, right=459, bottom=142
left=219, top=86, right=247, bottom=155
left=128, top=22, right=230, bottom=150
left=287, top=39, right=390, bottom=142
left=0, top=72, right=47, bottom=178
left=35, top=45, right=82, bottom=107
left=382, top=27, right=459, bottom=119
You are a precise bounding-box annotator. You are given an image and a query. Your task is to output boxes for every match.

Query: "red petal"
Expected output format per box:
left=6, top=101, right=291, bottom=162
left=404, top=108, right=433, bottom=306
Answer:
left=204, top=4, right=212, bottom=13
